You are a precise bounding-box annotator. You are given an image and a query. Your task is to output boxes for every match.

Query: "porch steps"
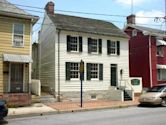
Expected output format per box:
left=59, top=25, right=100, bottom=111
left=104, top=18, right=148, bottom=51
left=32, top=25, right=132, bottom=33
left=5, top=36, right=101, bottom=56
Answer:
left=124, top=90, right=132, bottom=101
left=31, top=95, right=56, bottom=103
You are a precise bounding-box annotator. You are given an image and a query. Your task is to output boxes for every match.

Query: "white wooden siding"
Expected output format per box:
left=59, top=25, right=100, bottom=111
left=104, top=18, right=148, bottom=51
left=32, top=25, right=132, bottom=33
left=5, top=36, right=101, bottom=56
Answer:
left=39, top=14, right=56, bottom=90
left=55, top=30, right=129, bottom=92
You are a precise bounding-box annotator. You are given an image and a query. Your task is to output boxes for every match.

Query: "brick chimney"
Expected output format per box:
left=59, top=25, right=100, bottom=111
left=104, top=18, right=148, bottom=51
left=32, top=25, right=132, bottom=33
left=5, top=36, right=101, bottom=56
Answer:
left=127, top=14, right=136, bottom=24
left=45, top=1, right=55, bottom=14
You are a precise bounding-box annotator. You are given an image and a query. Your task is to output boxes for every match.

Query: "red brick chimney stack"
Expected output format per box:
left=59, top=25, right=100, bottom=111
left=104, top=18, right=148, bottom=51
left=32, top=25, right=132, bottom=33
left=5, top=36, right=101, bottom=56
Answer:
left=45, top=1, right=55, bottom=14
left=127, top=14, right=136, bottom=24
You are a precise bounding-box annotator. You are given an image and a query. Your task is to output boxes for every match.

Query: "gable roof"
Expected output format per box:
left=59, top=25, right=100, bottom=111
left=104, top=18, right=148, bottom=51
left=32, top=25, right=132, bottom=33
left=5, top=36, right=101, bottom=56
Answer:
left=0, top=0, right=39, bottom=23
left=125, top=24, right=166, bottom=37
left=48, top=13, right=128, bottom=38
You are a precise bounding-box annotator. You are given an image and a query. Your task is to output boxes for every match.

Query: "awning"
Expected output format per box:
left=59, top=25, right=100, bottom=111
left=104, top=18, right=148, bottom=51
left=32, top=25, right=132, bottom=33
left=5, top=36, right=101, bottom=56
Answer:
left=157, top=39, right=166, bottom=46
left=157, top=64, right=166, bottom=69
left=3, top=54, right=32, bottom=63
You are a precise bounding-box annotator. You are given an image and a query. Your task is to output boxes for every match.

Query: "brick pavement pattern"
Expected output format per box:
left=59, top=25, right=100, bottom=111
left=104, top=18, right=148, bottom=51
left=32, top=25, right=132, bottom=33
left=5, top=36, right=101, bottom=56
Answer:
left=46, top=98, right=139, bottom=112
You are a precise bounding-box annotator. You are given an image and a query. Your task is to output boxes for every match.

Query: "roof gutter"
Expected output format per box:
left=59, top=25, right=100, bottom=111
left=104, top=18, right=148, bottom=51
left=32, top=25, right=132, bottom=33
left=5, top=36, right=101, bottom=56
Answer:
left=0, top=11, right=39, bottom=24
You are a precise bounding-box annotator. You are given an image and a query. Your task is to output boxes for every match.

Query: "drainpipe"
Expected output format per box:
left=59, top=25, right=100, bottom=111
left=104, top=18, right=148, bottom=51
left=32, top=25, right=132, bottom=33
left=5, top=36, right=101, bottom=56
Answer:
left=149, top=35, right=153, bottom=87
left=57, top=29, right=61, bottom=102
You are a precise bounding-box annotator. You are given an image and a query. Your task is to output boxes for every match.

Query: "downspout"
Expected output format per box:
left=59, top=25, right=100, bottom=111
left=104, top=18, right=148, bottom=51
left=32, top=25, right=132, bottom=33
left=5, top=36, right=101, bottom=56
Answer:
left=57, top=29, right=61, bottom=102
left=149, top=35, right=153, bottom=87
left=29, top=23, right=33, bottom=94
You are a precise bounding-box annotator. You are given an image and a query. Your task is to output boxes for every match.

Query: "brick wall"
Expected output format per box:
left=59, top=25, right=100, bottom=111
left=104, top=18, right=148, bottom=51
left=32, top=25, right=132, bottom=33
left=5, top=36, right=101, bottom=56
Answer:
left=2, top=93, right=31, bottom=106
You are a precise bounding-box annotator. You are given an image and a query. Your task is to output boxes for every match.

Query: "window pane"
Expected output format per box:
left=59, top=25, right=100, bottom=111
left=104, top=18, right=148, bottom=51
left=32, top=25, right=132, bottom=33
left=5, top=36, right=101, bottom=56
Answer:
left=14, top=24, right=23, bottom=34
left=90, top=63, right=98, bottom=79
left=91, top=39, right=98, bottom=53
left=70, top=62, right=79, bottom=79
left=70, top=36, right=78, bottom=51
left=110, top=41, right=117, bottom=54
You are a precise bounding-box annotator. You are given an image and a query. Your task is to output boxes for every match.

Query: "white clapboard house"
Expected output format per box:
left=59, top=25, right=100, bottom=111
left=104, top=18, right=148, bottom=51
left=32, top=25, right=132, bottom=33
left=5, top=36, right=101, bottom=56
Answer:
left=39, top=2, right=133, bottom=101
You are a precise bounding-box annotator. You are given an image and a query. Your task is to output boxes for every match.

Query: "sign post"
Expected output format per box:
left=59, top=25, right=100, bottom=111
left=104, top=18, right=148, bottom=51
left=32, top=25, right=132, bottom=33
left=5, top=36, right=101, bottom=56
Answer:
left=80, top=60, right=84, bottom=107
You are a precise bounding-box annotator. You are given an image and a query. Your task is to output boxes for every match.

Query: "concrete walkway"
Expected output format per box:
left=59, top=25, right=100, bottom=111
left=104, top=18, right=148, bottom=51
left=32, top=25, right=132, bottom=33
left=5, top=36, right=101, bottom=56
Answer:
left=7, top=98, right=139, bottom=118
left=8, top=103, right=57, bottom=118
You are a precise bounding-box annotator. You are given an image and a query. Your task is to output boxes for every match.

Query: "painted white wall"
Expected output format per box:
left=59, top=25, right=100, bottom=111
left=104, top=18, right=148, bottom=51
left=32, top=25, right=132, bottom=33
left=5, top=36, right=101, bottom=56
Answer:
left=39, top=13, right=56, bottom=90
left=55, top=30, right=129, bottom=92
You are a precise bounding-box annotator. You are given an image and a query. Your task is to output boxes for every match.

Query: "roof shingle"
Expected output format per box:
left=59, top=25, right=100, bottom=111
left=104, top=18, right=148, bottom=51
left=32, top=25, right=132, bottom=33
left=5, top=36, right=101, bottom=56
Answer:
left=49, top=13, right=128, bottom=38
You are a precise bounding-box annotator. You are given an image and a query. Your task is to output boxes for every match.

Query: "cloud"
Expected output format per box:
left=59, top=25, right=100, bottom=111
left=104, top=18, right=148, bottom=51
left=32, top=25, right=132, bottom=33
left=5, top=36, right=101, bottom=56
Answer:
left=136, top=10, right=164, bottom=25
left=116, top=0, right=146, bottom=6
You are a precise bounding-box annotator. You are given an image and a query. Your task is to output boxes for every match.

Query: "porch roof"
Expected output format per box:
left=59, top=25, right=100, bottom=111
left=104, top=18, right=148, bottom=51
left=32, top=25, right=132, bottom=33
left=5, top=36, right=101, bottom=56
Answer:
left=3, top=54, right=32, bottom=63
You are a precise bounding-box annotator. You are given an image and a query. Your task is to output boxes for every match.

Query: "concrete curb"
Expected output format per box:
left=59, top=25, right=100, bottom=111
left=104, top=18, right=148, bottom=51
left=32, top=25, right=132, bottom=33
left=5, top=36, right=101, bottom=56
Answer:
left=6, top=104, right=138, bottom=119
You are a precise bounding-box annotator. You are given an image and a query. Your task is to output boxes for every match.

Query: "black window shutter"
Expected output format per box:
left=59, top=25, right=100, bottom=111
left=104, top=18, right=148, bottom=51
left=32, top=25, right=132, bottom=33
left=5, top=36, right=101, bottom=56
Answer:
left=66, top=62, right=70, bottom=80
left=88, top=38, right=91, bottom=53
left=117, top=41, right=120, bottom=55
left=99, top=64, right=103, bottom=80
left=79, top=36, right=83, bottom=52
left=67, top=35, right=71, bottom=52
left=107, top=40, right=111, bottom=54
left=87, top=63, right=91, bottom=80
left=98, top=39, right=102, bottom=54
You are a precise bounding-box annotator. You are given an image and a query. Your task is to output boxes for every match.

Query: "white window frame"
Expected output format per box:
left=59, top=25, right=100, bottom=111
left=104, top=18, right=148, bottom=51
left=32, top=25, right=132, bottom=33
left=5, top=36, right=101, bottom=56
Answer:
left=70, top=36, right=79, bottom=52
left=91, top=38, right=98, bottom=54
left=12, top=23, right=24, bottom=47
left=110, top=41, right=117, bottom=55
left=90, top=63, right=99, bottom=80
left=132, top=29, right=137, bottom=37
left=70, top=62, right=80, bottom=80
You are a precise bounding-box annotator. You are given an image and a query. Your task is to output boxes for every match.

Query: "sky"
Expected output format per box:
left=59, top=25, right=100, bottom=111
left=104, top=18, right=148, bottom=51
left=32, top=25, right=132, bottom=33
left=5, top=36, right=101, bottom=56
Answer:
left=8, top=0, right=166, bottom=42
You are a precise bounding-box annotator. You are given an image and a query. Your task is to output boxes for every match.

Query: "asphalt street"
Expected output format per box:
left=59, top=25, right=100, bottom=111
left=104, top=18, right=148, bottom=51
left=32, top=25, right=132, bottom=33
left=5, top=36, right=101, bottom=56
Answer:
left=3, top=106, right=166, bottom=125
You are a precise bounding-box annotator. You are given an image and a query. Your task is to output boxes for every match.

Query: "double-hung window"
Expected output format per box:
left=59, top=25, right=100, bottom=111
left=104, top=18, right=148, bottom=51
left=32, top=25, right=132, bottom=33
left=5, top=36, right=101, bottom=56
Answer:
left=13, top=23, right=24, bottom=47
left=87, top=63, right=103, bottom=80
left=157, top=46, right=164, bottom=57
left=91, top=39, right=98, bottom=53
left=90, top=63, right=99, bottom=79
left=110, top=41, right=117, bottom=55
left=88, top=38, right=102, bottom=54
left=157, top=69, right=166, bottom=80
left=67, top=35, right=82, bottom=52
left=66, top=62, right=83, bottom=80
left=107, top=40, right=120, bottom=55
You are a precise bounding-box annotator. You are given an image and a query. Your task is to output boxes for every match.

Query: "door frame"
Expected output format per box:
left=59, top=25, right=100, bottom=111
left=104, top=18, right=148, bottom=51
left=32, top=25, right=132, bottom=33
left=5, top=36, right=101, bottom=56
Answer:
left=8, top=62, right=25, bottom=93
left=110, top=64, right=118, bottom=86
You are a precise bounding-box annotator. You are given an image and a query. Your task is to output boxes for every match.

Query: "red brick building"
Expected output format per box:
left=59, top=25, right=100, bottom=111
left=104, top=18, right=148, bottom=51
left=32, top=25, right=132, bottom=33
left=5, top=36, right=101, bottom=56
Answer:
left=125, top=15, right=166, bottom=88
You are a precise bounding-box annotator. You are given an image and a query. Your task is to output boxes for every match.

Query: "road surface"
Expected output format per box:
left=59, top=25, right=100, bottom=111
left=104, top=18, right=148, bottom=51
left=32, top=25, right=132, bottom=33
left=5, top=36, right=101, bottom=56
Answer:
left=4, top=106, right=166, bottom=125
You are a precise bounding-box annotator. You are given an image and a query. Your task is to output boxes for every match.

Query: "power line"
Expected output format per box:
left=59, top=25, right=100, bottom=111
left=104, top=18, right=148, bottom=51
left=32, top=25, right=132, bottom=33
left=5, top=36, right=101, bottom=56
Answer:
left=0, top=1, right=164, bottom=19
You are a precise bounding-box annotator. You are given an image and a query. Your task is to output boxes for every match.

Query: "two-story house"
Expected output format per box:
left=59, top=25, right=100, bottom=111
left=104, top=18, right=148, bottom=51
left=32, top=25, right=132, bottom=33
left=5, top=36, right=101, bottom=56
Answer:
left=39, top=2, right=131, bottom=101
left=125, top=14, right=166, bottom=89
left=0, top=0, right=39, bottom=106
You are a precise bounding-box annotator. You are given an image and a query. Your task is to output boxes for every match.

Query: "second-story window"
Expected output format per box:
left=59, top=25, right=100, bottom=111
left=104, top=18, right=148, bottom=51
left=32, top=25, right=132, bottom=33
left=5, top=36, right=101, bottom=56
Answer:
left=157, top=46, right=164, bottom=57
left=107, top=40, right=120, bottom=55
left=67, top=35, right=82, bottom=52
left=88, top=38, right=102, bottom=54
left=13, top=23, right=24, bottom=47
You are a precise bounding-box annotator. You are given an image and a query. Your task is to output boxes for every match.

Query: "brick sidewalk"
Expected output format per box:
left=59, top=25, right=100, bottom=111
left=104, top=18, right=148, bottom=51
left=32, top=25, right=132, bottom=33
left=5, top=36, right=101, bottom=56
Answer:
left=46, top=98, right=139, bottom=112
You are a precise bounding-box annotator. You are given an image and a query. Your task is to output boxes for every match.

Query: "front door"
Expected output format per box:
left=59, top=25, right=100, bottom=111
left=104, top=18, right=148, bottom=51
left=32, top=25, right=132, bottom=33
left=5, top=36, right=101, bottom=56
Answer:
left=111, top=64, right=117, bottom=86
left=10, top=63, right=23, bottom=93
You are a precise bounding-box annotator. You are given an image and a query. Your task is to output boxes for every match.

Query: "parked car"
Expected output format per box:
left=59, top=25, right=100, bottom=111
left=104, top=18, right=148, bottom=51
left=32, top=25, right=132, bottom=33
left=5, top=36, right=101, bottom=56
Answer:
left=0, top=100, right=8, bottom=120
left=139, top=85, right=166, bottom=106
